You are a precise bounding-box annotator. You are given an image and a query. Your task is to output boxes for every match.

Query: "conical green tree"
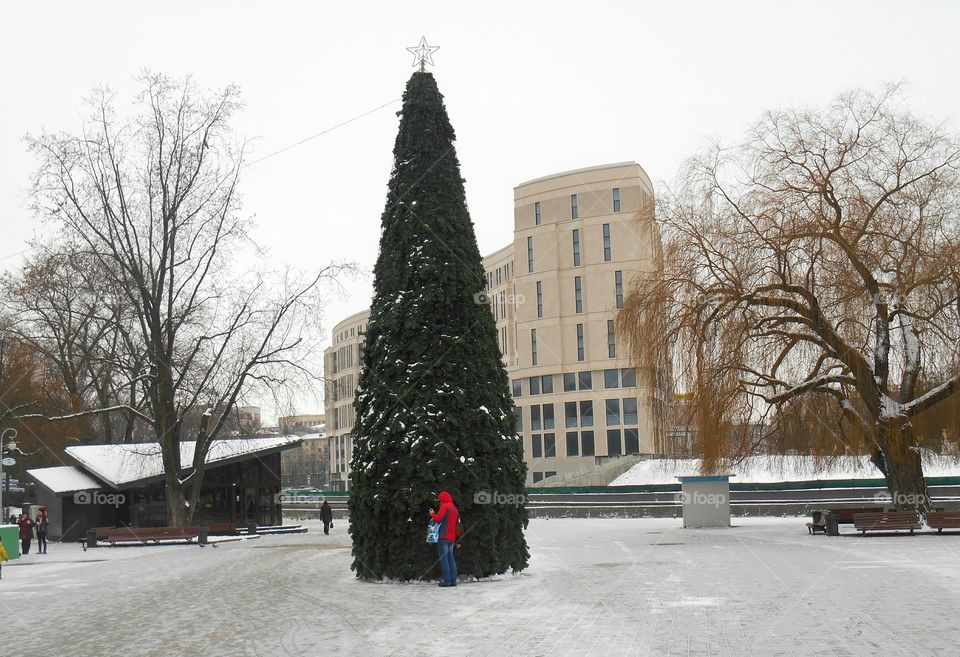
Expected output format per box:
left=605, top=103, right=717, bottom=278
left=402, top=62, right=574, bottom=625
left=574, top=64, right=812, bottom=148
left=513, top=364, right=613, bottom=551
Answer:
left=348, top=71, right=529, bottom=581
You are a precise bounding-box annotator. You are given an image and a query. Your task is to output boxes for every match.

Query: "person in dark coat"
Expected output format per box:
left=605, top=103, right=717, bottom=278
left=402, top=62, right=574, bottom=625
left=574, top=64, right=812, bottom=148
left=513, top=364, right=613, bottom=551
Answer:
left=320, top=500, right=333, bottom=535
left=35, top=506, right=49, bottom=554
left=18, top=513, right=35, bottom=555
left=429, top=491, right=459, bottom=587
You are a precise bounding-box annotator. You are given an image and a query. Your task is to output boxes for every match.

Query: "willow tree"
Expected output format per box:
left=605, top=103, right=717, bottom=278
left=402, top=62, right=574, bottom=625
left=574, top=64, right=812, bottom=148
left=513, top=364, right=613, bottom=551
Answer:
left=620, top=87, right=960, bottom=511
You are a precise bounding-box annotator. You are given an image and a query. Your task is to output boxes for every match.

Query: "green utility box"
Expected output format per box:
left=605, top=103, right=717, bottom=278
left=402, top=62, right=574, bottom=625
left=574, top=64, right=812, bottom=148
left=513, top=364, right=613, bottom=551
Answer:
left=0, top=524, right=20, bottom=560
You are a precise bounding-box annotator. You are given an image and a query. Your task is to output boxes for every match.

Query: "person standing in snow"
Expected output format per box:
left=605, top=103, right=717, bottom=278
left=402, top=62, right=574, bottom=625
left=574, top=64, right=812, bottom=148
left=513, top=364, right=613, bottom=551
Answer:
left=18, top=513, right=34, bottom=555
left=320, top=499, right=333, bottom=535
left=35, top=506, right=49, bottom=554
left=428, top=491, right=459, bottom=587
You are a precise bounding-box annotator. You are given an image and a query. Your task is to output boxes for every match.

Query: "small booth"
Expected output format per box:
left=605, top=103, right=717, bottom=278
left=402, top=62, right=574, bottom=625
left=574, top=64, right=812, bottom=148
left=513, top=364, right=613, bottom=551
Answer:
left=0, top=523, right=19, bottom=560
left=677, top=474, right=733, bottom=528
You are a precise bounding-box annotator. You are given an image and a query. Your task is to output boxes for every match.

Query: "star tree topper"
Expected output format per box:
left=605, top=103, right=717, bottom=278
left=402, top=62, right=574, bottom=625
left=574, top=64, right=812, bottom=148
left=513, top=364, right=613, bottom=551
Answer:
left=407, top=36, right=439, bottom=72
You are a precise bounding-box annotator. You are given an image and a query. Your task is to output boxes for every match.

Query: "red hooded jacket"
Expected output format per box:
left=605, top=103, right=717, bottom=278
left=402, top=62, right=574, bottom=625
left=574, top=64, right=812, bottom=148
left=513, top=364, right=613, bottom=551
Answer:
left=430, top=491, right=459, bottom=542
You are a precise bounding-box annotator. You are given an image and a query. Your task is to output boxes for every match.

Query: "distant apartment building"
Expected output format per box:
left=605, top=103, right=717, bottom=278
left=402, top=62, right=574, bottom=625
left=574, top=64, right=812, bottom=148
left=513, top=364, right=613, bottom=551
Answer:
left=280, top=432, right=330, bottom=489
left=323, top=162, right=666, bottom=489
left=278, top=414, right=326, bottom=434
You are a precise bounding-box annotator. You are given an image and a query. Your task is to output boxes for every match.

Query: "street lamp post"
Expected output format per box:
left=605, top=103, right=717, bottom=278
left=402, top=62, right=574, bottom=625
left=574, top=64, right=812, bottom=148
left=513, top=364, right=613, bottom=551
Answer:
left=1, top=428, right=19, bottom=523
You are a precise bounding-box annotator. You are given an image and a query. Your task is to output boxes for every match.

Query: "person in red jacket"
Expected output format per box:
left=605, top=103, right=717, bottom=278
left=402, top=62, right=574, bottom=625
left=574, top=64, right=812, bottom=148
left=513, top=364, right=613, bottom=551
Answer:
left=429, top=491, right=459, bottom=587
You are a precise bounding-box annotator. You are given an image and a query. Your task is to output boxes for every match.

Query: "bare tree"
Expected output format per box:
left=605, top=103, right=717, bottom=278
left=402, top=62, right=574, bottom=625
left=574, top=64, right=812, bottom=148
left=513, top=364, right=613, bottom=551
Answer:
left=619, top=86, right=960, bottom=512
left=27, top=73, right=347, bottom=525
left=2, top=243, right=148, bottom=444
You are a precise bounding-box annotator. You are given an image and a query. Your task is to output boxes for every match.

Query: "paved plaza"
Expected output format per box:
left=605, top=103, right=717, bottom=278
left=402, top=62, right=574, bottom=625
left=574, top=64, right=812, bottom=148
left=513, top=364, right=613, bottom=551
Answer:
left=3, top=517, right=958, bottom=656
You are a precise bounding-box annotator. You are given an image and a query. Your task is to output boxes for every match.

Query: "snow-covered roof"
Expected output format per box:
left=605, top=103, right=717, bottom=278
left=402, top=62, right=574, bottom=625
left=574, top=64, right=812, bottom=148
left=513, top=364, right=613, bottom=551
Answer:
left=27, top=465, right=104, bottom=494
left=63, top=436, right=301, bottom=489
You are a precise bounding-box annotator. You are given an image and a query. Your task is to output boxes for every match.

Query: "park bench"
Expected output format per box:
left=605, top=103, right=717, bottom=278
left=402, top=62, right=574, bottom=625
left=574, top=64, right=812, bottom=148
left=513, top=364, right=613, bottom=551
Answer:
left=83, top=526, right=208, bottom=550
left=807, top=507, right=884, bottom=535
left=852, top=511, right=921, bottom=535
left=926, top=511, right=960, bottom=533
left=207, top=522, right=236, bottom=535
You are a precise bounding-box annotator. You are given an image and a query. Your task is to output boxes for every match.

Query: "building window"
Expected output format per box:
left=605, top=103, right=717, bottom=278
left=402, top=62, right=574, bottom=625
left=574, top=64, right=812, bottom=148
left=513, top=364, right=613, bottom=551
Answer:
left=581, top=431, right=595, bottom=456
left=576, top=323, right=585, bottom=361
left=621, top=367, right=636, bottom=387
left=603, top=223, right=612, bottom=262
left=531, top=405, right=542, bottom=431
left=565, top=402, right=578, bottom=429
left=623, top=397, right=638, bottom=425
left=512, top=379, right=522, bottom=397
left=545, top=471, right=557, bottom=479
left=533, top=471, right=543, bottom=483
left=531, top=328, right=538, bottom=366
left=579, top=400, right=594, bottom=427
left=529, top=376, right=540, bottom=395
left=563, top=372, right=576, bottom=392
left=544, top=433, right=556, bottom=458
left=572, top=229, right=581, bottom=266
left=532, top=434, right=543, bottom=458
left=606, top=399, right=621, bottom=426
left=615, top=270, right=624, bottom=309
left=571, top=193, right=578, bottom=220
left=574, top=276, right=583, bottom=314
left=515, top=407, right=524, bottom=433
left=535, top=201, right=542, bottom=226
left=541, top=375, right=554, bottom=394
left=607, top=429, right=622, bottom=456
left=624, top=428, right=639, bottom=454
left=613, top=188, right=621, bottom=213
left=566, top=431, right=579, bottom=456
left=604, top=368, right=619, bottom=389
left=543, top=403, right=555, bottom=430
left=536, top=280, right=543, bottom=318
left=527, top=236, right=534, bottom=273
left=578, top=371, right=592, bottom=390
left=607, top=320, right=616, bottom=358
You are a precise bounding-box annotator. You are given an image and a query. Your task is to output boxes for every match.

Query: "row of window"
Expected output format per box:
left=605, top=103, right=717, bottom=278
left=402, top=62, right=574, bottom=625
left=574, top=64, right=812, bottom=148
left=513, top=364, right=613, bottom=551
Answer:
left=334, top=323, right=365, bottom=346
left=531, top=428, right=641, bottom=459
left=512, top=368, right=636, bottom=397
left=485, top=261, right=513, bottom=290
left=329, top=342, right=361, bottom=375
left=534, top=270, right=625, bottom=319
left=327, top=373, right=356, bottom=404
left=530, top=319, right=618, bottom=365
left=517, top=397, right=639, bottom=433
left=531, top=471, right=558, bottom=484
left=526, top=224, right=619, bottom=274
left=533, top=189, right=622, bottom=227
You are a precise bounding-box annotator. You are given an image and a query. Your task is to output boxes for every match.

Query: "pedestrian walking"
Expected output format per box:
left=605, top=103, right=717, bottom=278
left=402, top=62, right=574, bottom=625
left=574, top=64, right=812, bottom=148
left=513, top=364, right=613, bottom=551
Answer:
left=35, top=506, right=49, bottom=554
left=18, top=513, right=34, bottom=555
left=320, top=499, right=333, bottom=535
left=428, top=491, right=459, bottom=587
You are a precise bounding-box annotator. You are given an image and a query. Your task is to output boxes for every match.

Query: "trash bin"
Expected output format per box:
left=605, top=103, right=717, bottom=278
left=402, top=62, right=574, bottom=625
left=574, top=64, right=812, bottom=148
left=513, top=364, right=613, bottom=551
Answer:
left=825, top=512, right=840, bottom=536
left=676, top=475, right=733, bottom=528
left=0, top=524, right=20, bottom=560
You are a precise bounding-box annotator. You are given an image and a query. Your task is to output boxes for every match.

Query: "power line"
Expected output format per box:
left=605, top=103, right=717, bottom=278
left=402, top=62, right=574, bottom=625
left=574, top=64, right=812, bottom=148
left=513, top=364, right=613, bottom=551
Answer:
left=246, top=98, right=401, bottom=167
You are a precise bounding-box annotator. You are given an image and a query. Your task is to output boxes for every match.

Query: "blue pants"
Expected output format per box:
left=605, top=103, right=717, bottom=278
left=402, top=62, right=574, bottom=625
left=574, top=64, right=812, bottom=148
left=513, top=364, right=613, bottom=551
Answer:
left=438, top=539, right=457, bottom=585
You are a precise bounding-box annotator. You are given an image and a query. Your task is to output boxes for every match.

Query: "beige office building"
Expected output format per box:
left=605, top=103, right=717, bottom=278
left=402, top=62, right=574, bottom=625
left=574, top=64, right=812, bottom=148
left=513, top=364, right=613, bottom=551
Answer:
left=324, top=162, right=665, bottom=489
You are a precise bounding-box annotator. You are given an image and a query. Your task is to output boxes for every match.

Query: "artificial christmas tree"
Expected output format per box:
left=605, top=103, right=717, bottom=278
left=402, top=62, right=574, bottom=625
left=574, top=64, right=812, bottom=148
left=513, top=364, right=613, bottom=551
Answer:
left=348, top=69, right=529, bottom=581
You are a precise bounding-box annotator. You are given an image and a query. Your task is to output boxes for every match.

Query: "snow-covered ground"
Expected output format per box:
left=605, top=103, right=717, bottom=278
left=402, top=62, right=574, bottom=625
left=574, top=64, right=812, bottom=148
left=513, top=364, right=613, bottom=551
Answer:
left=3, top=517, right=960, bottom=656
left=611, top=453, right=960, bottom=486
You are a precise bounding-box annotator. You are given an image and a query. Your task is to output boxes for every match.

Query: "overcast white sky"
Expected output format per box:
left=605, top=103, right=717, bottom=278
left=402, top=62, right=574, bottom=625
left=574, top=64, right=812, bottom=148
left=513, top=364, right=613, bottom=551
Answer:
left=2, top=1, right=959, bottom=421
